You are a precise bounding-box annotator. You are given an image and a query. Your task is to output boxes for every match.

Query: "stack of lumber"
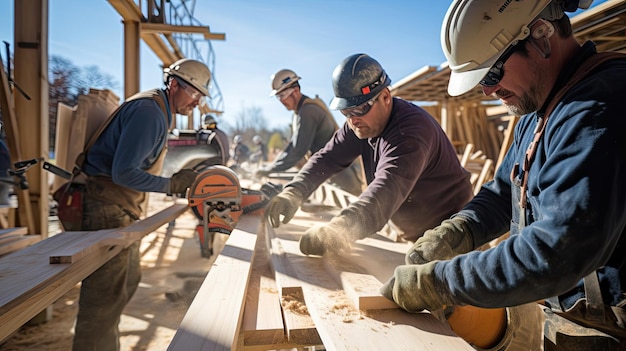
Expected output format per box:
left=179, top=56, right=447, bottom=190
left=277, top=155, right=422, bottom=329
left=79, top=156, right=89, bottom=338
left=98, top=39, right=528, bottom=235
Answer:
left=0, top=227, right=40, bottom=257
left=53, top=89, right=119, bottom=192
left=421, top=103, right=508, bottom=161
left=169, top=208, right=474, bottom=350
left=0, top=202, right=188, bottom=342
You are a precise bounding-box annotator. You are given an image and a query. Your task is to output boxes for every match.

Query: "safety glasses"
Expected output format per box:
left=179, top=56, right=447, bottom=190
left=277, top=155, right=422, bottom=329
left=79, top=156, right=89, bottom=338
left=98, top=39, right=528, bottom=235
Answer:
left=479, top=41, right=525, bottom=87
left=276, top=87, right=295, bottom=101
left=176, top=78, right=206, bottom=106
left=340, top=91, right=382, bottom=118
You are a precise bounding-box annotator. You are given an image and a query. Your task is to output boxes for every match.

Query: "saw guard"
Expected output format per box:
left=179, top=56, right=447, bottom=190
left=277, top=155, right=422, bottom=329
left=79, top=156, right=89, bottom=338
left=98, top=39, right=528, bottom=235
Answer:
left=188, top=165, right=243, bottom=233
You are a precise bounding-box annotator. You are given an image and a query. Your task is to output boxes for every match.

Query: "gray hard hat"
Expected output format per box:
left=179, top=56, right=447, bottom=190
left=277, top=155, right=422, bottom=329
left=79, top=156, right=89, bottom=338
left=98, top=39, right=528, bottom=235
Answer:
left=329, top=54, right=391, bottom=110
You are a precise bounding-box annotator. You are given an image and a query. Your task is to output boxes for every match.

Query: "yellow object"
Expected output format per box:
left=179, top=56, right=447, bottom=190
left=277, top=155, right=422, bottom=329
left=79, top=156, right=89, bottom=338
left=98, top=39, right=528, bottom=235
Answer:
left=447, top=305, right=507, bottom=349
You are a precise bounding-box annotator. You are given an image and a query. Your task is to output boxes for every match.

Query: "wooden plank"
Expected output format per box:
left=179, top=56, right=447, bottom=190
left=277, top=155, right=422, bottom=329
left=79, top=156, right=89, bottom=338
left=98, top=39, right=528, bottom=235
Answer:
left=168, top=214, right=260, bottom=351
left=0, top=202, right=188, bottom=341
left=0, top=235, right=41, bottom=256
left=265, top=223, right=321, bottom=345
left=339, top=271, right=398, bottom=310
left=49, top=203, right=188, bottom=263
left=0, top=227, right=28, bottom=238
left=271, top=209, right=474, bottom=351
left=241, top=219, right=286, bottom=349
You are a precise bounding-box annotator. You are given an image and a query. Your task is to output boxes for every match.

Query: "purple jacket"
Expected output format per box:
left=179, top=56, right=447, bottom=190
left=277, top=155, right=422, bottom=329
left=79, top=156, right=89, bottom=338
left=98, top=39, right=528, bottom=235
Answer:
left=287, top=98, right=473, bottom=242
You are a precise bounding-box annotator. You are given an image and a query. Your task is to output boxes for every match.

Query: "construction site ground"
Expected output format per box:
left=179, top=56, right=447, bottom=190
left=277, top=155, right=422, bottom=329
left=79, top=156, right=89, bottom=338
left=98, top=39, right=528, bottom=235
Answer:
left=0, top=193, right=226, bottom=351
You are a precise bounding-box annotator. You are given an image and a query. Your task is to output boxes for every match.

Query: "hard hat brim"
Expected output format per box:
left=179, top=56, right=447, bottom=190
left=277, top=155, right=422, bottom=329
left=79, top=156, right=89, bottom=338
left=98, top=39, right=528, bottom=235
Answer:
left=447, top=65, right=491, bottom=97
left=329, top=95, right=371, bottom=110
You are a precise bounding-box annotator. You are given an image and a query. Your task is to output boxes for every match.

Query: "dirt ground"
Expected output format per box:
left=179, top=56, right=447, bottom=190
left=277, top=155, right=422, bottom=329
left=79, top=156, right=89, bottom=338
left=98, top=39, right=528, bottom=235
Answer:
left=0, top=194, right=228, bottom=351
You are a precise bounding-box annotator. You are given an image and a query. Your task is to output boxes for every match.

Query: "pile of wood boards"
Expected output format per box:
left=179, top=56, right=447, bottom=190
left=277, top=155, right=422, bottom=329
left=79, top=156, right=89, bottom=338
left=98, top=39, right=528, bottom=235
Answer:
left=169, top=209, right=474, bottom=350
left=53, top=89, right=119, bottom=192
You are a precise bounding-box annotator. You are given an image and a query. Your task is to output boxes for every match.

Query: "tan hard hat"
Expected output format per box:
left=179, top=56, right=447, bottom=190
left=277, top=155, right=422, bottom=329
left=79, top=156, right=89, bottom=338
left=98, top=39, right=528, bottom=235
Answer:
left=269, top=69, right=301, bottom=96
left=163, top=58, right=211, bottom=97
left=441, top=0, right=554, bottom=97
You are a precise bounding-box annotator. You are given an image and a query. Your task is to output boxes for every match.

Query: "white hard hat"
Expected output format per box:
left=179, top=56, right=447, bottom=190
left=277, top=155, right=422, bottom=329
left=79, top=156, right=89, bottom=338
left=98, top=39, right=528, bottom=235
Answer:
left=233, top=135, right=242, bottom=143
left=163, top=58, right=211, bottom=97
left=441, top=0, right=554, bottom=96
left=253, top=135, right=261, bottom=143
left=270, top=69, right=301, bottom=96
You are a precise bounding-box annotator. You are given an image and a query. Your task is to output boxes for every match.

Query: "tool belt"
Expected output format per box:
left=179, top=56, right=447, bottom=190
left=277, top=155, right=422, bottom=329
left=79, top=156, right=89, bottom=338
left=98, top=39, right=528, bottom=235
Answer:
left=546, top=272, right=626, bottom=340
left=53, top=182, right=87, bottom=231
left=86, top=176, right=144, bottom=220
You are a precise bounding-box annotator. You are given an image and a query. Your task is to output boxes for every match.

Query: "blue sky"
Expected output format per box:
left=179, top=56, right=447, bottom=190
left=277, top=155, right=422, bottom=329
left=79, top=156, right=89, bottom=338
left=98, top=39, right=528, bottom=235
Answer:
left=0, top=1, right=450, bottom=130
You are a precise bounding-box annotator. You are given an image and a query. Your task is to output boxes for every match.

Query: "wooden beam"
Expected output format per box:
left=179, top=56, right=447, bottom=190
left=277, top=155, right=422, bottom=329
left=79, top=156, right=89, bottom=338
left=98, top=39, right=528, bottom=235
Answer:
left=242, top=220, right=285, bottom=349
left=0, top=202, right=188, bottom=341
left=269, top=210, right=473, bottom=350
left=168, top=214, right=260, bottom=350
left=0, top=50, right=35, bottom=234
left=265, top=224, right=321, bottom=344
left=49, top=203, right=188, bottom=263
left=141, top=23, right=226, bottom=41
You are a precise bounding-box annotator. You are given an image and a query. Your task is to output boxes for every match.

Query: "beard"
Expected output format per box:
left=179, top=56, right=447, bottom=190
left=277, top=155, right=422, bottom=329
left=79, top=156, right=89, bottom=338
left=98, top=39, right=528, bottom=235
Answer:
left=497, top=86, right=541, bottom=117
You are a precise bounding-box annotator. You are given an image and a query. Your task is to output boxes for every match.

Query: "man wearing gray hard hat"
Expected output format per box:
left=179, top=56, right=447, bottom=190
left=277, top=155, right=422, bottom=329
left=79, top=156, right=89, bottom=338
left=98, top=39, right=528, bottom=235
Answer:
left=267, top=53, right=473, bottom=259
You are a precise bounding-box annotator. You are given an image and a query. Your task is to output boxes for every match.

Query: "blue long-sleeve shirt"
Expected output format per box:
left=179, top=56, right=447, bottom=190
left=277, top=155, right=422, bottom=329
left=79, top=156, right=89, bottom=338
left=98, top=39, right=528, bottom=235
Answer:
left=287, top=98, right=473, bottom=242
left=82, top=90, right=172, bottom=193
left=436, top=42, right=626, bottom=310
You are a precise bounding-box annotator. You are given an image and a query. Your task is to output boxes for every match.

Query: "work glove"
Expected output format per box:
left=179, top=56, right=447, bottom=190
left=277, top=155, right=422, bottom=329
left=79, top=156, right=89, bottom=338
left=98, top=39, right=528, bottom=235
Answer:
left=299, top=216, right=356, bottom=256
left=380, top=261, right=454, bottom=313
left=266, top=187, right=304, bottom=228
left=169, top=168, right=198, bottom=194
left=405, top=217, right=474, bottom=265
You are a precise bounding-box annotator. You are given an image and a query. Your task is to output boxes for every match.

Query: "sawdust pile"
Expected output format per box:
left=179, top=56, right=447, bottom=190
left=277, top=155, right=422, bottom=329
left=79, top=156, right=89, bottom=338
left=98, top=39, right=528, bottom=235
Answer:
left=281, top=292, right=309, bottom=315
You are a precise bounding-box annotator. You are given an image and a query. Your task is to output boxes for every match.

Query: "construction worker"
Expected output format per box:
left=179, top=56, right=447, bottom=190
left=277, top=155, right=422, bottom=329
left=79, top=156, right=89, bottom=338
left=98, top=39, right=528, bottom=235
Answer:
left=381, top=1, right=626, bottom=350
left=198, top=114, right=230, bottom=165
left=256, top=69, right=363, bottom=195
left=61, top=58, right=211, bottom=350
left=250, top=135, right=268, bottom=165
left=229, top=134, right=249, bottom=172
left=267, top=54, right=473, bottom=256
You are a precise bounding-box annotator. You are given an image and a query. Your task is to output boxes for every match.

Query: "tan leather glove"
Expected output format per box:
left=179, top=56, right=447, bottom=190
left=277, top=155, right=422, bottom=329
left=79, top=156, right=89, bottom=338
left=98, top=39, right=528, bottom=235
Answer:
left=299, top=216, right=355, bottom=256
left=405, top=217, right=474, bottom=265
left=380, top=261, right=454, bottom=313
left=169, top=168, right=198, bottom=194
left=266, top=187, right=304, bottom=228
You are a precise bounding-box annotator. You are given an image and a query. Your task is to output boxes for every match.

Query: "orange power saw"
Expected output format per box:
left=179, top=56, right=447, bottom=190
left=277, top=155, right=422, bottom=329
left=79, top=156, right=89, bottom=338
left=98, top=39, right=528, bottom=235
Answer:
left=187, top=165, right=281, bottom=257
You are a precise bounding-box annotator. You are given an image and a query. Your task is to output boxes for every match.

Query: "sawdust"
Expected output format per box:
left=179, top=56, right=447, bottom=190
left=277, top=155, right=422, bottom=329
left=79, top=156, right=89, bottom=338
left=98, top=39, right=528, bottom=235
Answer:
left=281, top=292, right=309, bottom=315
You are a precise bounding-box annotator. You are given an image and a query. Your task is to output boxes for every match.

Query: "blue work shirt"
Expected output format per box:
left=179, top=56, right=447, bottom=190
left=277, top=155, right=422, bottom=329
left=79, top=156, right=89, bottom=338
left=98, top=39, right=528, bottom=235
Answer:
left=437, top=42, right=626, bottom=310
left=82, top=90, right=172, bottom=193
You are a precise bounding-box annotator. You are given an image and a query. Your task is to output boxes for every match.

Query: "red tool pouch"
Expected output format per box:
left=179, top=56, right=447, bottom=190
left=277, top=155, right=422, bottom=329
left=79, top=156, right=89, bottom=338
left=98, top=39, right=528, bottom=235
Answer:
left=53, top=182, right=86, bottom=231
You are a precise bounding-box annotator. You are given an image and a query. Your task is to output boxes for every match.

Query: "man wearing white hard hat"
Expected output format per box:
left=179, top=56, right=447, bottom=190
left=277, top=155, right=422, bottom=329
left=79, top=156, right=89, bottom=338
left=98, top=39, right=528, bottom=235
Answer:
left=382, top=1, right=626, bottom=349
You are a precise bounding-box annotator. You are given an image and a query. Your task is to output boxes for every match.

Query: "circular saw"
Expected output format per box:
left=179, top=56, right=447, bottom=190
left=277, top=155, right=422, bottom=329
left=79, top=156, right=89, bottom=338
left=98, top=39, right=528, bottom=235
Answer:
left=187, top=165, right=282, bottom=257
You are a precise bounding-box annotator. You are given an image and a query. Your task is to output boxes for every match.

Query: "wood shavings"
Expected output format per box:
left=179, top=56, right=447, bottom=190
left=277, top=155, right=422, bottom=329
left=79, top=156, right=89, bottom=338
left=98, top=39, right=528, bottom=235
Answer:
left=281, top=292, right=309, bottom=315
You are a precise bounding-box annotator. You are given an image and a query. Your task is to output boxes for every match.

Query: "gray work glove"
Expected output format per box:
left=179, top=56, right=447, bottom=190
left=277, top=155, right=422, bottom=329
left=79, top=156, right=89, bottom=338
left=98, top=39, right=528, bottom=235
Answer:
left=380, top=261, right=455, bottom=313
left=266, top=187, right=304, bottom=228
left=299, top=216, right=356, bottom=256
left=405, top=217, right=474, bottom=265
left=169, top=168, right=198, bottom=194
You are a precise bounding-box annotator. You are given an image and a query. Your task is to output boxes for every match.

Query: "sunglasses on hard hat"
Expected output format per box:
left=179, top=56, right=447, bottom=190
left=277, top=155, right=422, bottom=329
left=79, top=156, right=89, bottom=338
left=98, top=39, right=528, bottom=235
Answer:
left=340, top=91, right=382, bottom=118
left=479, top=40, right=525, bottom=87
